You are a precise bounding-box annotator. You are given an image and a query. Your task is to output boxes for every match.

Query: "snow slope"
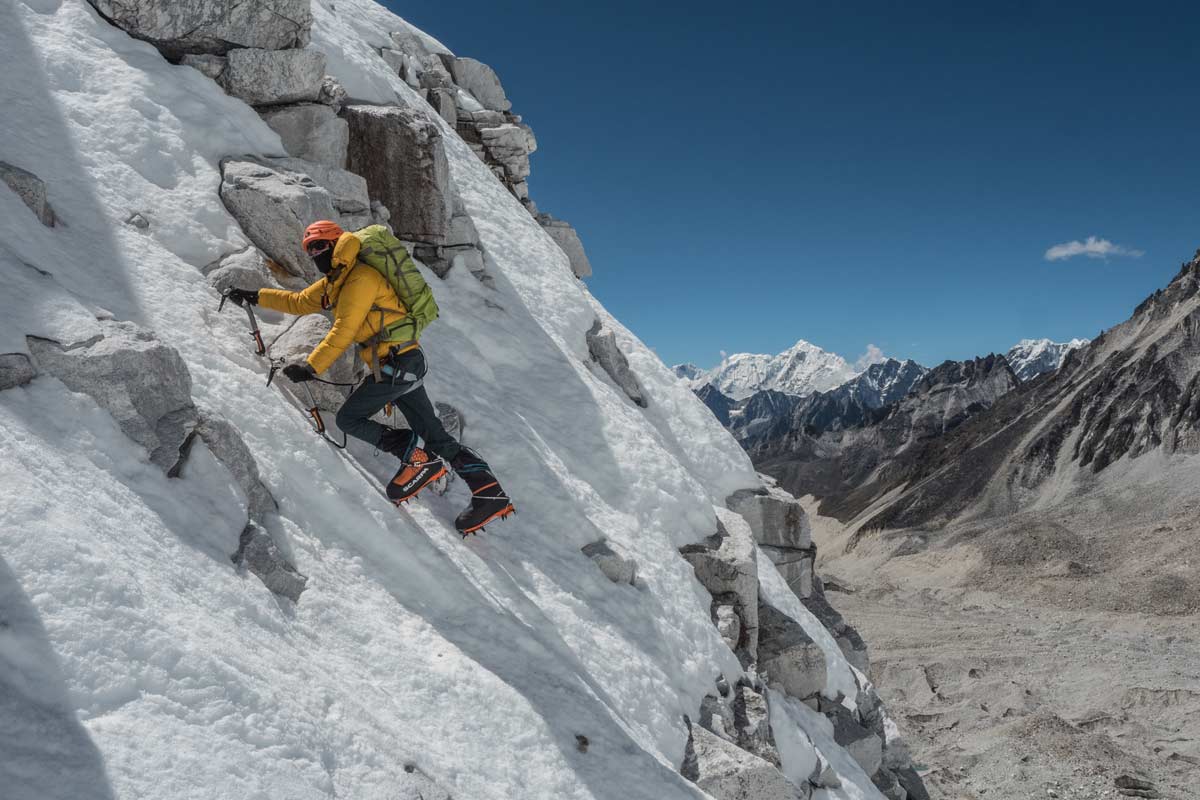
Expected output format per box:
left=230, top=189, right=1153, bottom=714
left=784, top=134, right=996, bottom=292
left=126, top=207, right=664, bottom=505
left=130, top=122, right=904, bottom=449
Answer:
left=0, top=1, right=884, bottom=798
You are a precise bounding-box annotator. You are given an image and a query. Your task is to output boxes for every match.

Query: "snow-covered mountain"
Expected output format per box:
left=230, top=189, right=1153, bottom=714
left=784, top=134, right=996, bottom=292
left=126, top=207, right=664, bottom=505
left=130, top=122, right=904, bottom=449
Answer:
left=0, top=2, right=924, bottom=799
left=672, top=362, right=704, bottom=381
left=680, top=340, right=862, bottom=401
left=1005, top=337, right=1089, bottom=381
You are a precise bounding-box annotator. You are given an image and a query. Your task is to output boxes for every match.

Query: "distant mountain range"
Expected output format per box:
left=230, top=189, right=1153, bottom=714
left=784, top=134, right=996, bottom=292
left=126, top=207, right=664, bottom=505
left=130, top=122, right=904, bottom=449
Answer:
left=675, top=340, right=861, bottom=400
left=679, top=337, right=1084, bottom=452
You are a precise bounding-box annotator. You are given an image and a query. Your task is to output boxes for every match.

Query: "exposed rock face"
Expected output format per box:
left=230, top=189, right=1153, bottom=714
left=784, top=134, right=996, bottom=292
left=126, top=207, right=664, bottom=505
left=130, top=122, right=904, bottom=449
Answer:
left=193, top=415, right=277, bottom=523
left=27, top=322, right=197, bottom=472
left=803, top=578, right=869, bottom=674
left=681, top=717, right=807, bottom=800
left=696, top=383, right=736, bottom=426
left=679, top=517, right=758, bottom=663
left=0, top=354, right=36, bottom=390
left=581, top=540, right=638, bottom=585
left=202, top=247, right=284, bottom=294
left=828, top=705, right=883, bottom=777
left=586, top=321, right=647, bottom=408
left=441, top=56, right=511, bottom=111
left=756, top=603, right=827, bottom=700
left=219, top=47, right=326, bottom=106
left=537, top=213, right=592, bottom=278
left=728, top=482, right=815, bottom=599
left=266, top=157, right=371, bottom=230
left=343, top=105, right=452, bottom=244
left=0, top=161, right=56, bottom=227
left=233, top=523, right=306, bottom=602
left=87, top=0, right=313, bottom=58
left=268, top=316, right=359, bottom=412
left=259, top=104, right=349, bottom=167
left=219, top=157, right=365, bottom=279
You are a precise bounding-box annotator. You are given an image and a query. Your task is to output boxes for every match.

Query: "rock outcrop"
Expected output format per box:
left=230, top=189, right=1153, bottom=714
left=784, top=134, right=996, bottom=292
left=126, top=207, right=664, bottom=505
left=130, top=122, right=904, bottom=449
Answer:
left=536, top=213, right=592, bottom=279
left=259, top=104, right=349, bottom=167
left=219, top=157, right=366, bottom=279
left=581, top=540, right=638, bottom=585
left=27, top=322, right=197, bottom=472
left=233, top=523, right=307, bottom=602
left=441, top=56, right=510, bottom=111
left=192, top=415, right=277, bottom=523
left=216, top=47, right=326, bottom=106
left=343, top=105, right=452, bottom=244
left=756, top=602, right=827, bottom=701
left=679, top=516, right=758, bottom=664
left=682, top=716, right=807, bottom=800
left=728, top=481, right=814, bottom=599
left=0, top=161, right=56, bottom=227
left=586, top=321, right=648, bottom=408
left=268, top=316, right=360, bottom=412
left=87, top=0, right=312, bottom=58
left=0, top=353, right=36, bottom=390
left=202, top=247, right=285, bottom=294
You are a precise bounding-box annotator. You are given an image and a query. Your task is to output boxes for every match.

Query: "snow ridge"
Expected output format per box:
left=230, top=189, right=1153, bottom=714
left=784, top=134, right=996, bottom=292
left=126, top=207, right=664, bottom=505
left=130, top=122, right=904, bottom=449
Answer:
left=1005, top=337, right=1089, bottom=381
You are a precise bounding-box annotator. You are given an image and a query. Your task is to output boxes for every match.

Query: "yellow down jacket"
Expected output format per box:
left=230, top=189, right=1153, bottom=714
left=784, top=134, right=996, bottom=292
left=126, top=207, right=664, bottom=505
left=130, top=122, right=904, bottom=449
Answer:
left=257, top=233, right=413, bottom=375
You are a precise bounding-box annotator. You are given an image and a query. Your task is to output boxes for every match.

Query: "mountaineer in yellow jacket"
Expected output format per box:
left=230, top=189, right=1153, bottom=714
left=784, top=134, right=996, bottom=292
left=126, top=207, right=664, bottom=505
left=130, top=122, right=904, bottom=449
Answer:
left=226, top=220, right=513, bottom=535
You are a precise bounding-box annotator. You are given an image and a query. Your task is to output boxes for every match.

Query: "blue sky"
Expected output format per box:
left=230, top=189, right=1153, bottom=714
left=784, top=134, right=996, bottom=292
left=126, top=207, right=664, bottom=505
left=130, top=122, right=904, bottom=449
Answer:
left=389, top=0, right=1200, bottom=369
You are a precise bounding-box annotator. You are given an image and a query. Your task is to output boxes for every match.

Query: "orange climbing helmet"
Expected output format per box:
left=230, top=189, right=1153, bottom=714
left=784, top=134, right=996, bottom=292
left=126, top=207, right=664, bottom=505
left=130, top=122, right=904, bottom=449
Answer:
left=302, top=220, right=344, bottom=250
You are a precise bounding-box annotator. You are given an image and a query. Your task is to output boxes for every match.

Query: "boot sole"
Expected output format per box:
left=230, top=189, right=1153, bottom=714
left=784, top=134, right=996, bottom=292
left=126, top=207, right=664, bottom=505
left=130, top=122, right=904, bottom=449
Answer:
left=459, top=503, right=516, bottom=536
left=389, top=466, right=449, bottom=505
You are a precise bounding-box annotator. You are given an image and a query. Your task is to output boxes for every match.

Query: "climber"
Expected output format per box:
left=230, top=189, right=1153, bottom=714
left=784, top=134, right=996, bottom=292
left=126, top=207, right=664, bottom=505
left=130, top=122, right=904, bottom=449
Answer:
left=226, top=220, right=513, bottom=535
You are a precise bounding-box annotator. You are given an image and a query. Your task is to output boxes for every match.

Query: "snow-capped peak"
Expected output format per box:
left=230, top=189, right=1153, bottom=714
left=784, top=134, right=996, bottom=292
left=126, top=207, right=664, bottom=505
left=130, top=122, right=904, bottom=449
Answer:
left=687, top=340, right=861, bottom=400
left=1006, top=337, right=1089, bottom=381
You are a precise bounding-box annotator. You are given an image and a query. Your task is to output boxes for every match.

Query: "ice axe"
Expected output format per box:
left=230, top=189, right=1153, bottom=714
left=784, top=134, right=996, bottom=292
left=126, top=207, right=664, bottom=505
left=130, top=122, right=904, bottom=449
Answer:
left=218, top=289, right=266, bottom=357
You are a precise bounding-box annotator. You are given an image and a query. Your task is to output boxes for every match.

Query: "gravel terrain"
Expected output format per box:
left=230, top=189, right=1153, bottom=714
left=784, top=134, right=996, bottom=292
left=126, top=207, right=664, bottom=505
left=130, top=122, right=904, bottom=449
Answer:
left=806, top=494, right=1200, bottom=800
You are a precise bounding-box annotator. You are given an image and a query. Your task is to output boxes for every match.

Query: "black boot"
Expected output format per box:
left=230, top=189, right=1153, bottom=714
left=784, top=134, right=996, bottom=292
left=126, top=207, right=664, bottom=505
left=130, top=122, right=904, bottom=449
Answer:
left=380, top=428, right=446, bottom=504
left=450, top=447, right=514, bottom=535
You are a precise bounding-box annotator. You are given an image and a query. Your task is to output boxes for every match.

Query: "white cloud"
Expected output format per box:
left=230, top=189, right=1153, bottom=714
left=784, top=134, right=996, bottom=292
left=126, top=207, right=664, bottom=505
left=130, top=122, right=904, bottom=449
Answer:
left=1044, top=236, right=1144, bottom=262
left=854, top=344, right=886, bottom=371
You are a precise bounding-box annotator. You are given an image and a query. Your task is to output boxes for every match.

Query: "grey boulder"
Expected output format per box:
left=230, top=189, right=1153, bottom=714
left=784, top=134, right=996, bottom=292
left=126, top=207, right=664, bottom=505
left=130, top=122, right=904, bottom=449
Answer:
left=265, top=157, right=372, bottom=230
left=0, top=161, right=56, bottom=227
left=581, top=540, right=638, bottom=585
left=726, top=484, right=812, bottom=550
left=586, top=320, right=647, bottom=409
left=219, top=157, right=354, bottom=279
left=268, top=316, right=359, bottom=413
left=219, top=47, right=326, bottom=107
left=343, top=105, right=452, bottom=244
left=260, top=104, right=349, bottom=168
left=442, top=56, right=511, bottom=111
left=828, top=705, right=883, bottom=777
left=681, top=717, right=808, bottom=800
left=757, top=602, right=827, bottom=701
left=802, top=587, right=870, bottom=676
left=0, top=354, right=36, bottom=390
left=203, top=247, right=284, bottom=295
left=480, top=124, right=532, bottom=181
left=234, top=523, right=306, bottom=602
left=679, top=518, right=758, bottom=661
left=27, top=322, right=196, bottom=472
left=87, top=0, right=312, bottom=58
left=194, top=415, right=277, bottom=523
left=537, top=214, right=592, bottom=279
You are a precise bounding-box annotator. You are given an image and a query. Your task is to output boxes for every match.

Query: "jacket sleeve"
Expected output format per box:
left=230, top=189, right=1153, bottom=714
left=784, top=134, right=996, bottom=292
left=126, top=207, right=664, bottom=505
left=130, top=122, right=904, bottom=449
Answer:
left=307, top=270, right=373, bottom=374
left=258, top=280, right=326, bottom=316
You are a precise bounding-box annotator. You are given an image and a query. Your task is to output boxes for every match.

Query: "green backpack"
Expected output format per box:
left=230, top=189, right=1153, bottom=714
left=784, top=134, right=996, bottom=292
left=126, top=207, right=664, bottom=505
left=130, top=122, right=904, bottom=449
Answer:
left=352, top=224, right=440, bottom=353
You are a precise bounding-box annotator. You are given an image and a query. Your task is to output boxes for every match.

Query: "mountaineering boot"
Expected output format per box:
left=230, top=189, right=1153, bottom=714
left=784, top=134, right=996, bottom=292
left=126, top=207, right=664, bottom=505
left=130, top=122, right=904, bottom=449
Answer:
left=380, top=428, right=447, bottom=504
left=450, top=447, right=514, bottom=535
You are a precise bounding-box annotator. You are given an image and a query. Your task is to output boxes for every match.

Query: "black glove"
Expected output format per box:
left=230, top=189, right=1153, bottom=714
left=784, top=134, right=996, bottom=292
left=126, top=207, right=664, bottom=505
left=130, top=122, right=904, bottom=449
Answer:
left=227, top=288, right=259, bottom=307
left=283, top=363, right=315, bottom=383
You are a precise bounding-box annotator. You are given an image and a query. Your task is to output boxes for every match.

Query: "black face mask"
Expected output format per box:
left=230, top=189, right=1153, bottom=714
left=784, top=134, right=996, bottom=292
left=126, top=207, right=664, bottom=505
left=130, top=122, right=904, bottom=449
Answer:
left=312, top=247, right=334, bottom=275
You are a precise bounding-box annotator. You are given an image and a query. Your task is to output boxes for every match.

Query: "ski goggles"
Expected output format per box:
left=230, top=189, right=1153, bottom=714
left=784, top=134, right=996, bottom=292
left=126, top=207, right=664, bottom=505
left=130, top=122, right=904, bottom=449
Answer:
left=305, top=239, right=333, bottom=257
